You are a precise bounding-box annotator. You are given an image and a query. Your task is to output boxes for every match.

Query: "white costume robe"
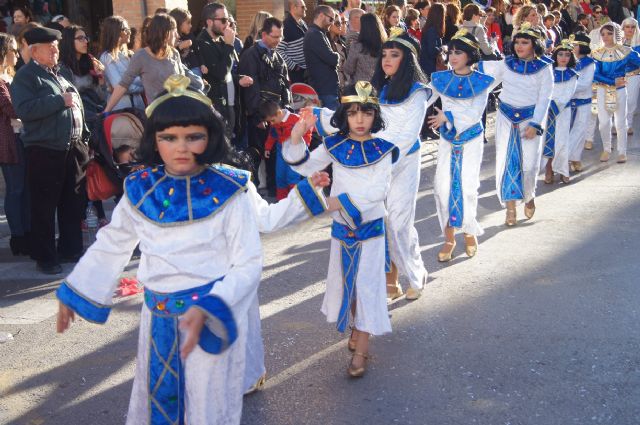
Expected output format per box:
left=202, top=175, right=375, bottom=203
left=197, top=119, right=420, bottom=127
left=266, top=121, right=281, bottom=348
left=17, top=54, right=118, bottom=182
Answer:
left=479, top=57, right=553, bottom=205
left=569, top=57, right=596, bottom=162
left=283, top=135, right=398, bottom=335
left=56, top=165, right=327, bottom=425
left=626, top=45, right=640, bottom=128
left=592, top=44, right=640, bottom=156
left=543, top=67, right=578, bottom=178
left=311, top=83, right=429, bottom=290
left=426, top=70, right=496, bottom=236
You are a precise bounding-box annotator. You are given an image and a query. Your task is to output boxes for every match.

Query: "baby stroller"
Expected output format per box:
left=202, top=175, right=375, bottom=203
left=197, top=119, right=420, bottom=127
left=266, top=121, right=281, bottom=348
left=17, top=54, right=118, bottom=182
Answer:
left=86, top=108, right=146, bottom=201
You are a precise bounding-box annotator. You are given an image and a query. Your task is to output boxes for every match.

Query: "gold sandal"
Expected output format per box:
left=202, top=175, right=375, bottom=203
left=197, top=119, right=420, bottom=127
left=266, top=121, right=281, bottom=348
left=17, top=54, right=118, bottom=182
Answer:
left=348, top=328, right=357, bottom=352
left=347, top=351, right=368, bottom=378
left=505, top=208, right=517, bottom=226
left=437, top=241, right=456, bottom=262
left=463, top=234, right=478, bottom=257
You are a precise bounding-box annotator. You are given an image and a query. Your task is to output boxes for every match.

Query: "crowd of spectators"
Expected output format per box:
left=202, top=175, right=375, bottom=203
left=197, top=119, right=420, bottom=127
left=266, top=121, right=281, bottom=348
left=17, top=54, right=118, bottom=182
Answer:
left=0, top=0, right=633, bottom=274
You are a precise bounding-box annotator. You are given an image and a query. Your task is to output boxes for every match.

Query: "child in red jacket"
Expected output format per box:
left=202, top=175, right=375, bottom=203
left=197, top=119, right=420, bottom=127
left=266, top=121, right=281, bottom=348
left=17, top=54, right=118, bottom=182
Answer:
left=260, top=100, right=313, bottom=199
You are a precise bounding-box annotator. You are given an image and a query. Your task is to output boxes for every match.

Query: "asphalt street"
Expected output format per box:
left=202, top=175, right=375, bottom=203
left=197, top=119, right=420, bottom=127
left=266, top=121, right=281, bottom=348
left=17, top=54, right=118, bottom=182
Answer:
left=0, top=113, right=639, bottom=425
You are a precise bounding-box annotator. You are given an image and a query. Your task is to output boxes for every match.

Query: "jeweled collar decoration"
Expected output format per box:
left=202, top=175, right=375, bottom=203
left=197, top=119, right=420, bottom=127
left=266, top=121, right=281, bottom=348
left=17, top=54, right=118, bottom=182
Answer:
left=505, top=55, right=550, bottom=75
left=125, top=165, right=249, bottom=225
left=553, top=67, right=578, bottom=82
left=431, top=70, right=494, bottom=99
left=323, top=135, right=399, bottom=167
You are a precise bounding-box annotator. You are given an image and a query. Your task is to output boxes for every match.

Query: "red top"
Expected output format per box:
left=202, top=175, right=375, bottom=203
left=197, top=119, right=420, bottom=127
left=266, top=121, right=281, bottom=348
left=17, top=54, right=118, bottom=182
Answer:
left=265, top=111, right=312, bottom=152
left=486, top=22, right=503, bottom=52
left=408, top=28, right=422, bottom=43
left=0, top=79, right=18, bottom=165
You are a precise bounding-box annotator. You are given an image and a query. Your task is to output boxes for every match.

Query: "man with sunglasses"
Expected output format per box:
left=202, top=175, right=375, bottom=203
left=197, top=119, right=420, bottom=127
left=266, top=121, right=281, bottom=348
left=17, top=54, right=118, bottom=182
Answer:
left=197, top=3, right=251, bottom=138
left=303, top=5, right=340, bottom=109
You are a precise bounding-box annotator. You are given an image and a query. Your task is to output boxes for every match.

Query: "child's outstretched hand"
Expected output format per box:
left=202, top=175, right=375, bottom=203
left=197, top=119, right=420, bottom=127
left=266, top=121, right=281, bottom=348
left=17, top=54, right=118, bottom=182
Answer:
left=179, top=307, right=206, bottom=360
left=427, top=106, right=447, bottom=129
left=57, top=302, right=75, bottom=333
left=325, top=196, right=342, bottom=212
left=310, top=171, right=331, bottom=188
left=291, top=109, right=317, bottom=145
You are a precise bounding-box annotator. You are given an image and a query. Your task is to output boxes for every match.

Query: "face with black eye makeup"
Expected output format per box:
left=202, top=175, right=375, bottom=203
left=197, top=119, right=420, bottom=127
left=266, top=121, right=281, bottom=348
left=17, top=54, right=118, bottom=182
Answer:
left=155, top=125, right=209, bottom=175
left=381, top=47, right=403, bottom=77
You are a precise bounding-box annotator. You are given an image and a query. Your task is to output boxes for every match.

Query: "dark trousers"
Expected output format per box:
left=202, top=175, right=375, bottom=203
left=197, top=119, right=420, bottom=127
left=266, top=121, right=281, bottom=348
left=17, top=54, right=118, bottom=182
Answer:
left=247, top=114, right=275, bottom=192
left=289, top=68, right=306, bottom=85
left=25, top=142, right=88, bottom=263
left=0, top=135, right=30, bottom=236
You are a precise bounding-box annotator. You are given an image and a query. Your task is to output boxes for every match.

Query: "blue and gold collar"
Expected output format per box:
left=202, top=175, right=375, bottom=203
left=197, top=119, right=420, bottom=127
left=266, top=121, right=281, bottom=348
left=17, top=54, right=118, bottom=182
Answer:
left=430, top=70, right=494, bottom=99
left=504, top=55, right=550, bottom=75
left=379, top=81, right=429, bottom=105
left=576, top=56, right=595, bottom=71
left=125, top=165, right=250, bottom=225
left=324, top=135, right=399, bottom=168
left=553, top=67, right=578, bottom=83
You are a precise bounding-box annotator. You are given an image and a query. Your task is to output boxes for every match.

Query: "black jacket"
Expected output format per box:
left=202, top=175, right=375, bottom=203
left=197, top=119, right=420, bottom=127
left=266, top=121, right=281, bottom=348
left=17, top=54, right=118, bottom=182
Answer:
left=420, top=27, right=442, bottom=76
left=196, top=29, right=236, bottom=110
left=303, top=24, right=339, bottom=96
left=237, top=42, right=291, bottom=116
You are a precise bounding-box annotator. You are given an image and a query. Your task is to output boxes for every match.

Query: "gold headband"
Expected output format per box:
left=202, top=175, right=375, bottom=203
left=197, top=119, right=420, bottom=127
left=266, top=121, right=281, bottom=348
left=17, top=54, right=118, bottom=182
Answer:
left=340, top=81, right=379, bottom=105
left=514, top=22, right=544, bottom=40
left=387, top=27, right=418, bottom=56
left=451, top=28, right=480, bottom=50
left=568, top=34, right=590, bottom=47
left=553, top=38, right=574, bottom=51
left=145, top=74, right=213, bottom=118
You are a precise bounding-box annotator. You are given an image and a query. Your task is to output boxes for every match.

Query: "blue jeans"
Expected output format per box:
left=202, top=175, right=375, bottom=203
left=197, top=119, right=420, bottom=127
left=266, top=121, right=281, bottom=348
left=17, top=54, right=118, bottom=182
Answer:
left=318, top=94, right=339, bottom=111
left=1, top=135, right=30, bottom=236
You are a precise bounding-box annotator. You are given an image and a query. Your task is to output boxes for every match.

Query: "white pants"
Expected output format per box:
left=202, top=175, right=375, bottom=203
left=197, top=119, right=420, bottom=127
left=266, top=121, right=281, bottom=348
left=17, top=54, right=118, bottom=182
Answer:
left=433, top=136, right=484, bottom=236
left=386, top=151, right=427, bottom=289
left=586, top=109, right=598, bottom=142
left=569, top=104, right=592, bottom=161
left=626, top=74, right=640, bottom=128
left=597, top=86, right=628, bottom=155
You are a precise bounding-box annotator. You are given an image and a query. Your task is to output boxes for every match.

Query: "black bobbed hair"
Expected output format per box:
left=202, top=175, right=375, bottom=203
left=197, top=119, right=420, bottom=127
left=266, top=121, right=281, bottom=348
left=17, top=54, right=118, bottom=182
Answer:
left=330, top=83, right=386, bottom=136
left=447, top=36, right=481, bottom=66
left=551, top=46, right=577, bottom=68
left=138, top=93, right=239, bottom=168
left=510, top=32, right=546, bottom=59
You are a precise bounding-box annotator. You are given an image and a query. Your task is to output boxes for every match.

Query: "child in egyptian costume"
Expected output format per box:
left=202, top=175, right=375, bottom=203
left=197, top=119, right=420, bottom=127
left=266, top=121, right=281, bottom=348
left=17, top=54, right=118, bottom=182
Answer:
left=306, top=28, right=430, bottom=301
left=284, top=81, right=399, bottom=378
left=55, top=75, right=330, bottom=425
left=592, top=22, right=640, bottom=164
left=423, top=29, right=496, bottom=261
left=568, top=32, right=596, bottom=173
left=543, top=39, right=579, bottom=184
left=478, top=22, right=553, bottom=226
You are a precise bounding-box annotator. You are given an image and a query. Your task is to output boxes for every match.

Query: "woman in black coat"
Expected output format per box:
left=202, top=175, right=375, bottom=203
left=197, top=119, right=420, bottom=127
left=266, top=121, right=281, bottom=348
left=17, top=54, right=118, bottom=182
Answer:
left=419, top=2, right=445, bottom=76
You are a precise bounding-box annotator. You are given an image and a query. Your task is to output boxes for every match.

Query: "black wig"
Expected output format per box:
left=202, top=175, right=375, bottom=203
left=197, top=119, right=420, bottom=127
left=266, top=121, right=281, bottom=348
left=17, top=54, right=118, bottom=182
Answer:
left=330, top=83, right=386, bottom=136
left=551, top=46, right=577, bottom=68
left=573, top=32, right=591, bottom=55
left=371, top=32, right=428, bottom=103
left=510, top=29, right=546, bottom=58
left=138, top=92, right=245, bottom=168
left=446, top=33, right=481, bottom=66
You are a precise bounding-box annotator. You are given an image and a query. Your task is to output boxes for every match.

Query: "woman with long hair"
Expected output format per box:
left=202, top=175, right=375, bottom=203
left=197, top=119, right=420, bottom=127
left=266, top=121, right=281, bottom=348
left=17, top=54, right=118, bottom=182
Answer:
left=309, top=30, right=430, bottom=300
left=328, top=9, right=348, bottom=89
left=0, top=32, right=29, bottom=256
left=99, top=16, right=145, bottom=110
left=621, top=17, right=640, bottom=133
left=383, top=5, right=402, bottom=35
left=104, top=13, right=203, bottom=112
left=420, top=2, right=445, bottom=76
left=343, top=13, right=387, bottom=84
left=479, top=23, right=553, bottom=225
left=10, top=6, right=32, bottom=36
left=444, top=3, right=462, bottom=43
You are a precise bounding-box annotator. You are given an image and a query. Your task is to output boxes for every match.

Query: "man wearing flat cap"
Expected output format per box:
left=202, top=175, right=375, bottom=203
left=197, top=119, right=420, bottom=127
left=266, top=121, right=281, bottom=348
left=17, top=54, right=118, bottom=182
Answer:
left=10, top=26, right=90, bottom=275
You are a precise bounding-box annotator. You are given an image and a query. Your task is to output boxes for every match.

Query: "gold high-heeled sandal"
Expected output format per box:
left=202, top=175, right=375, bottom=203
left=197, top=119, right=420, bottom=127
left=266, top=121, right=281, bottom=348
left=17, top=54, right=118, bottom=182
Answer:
left=505, top=208, right=517, bottom=226
left=524, top=200, right=536, bottom=219
left=437, top=241, right=456, bottom=262
left=347, top=351, right=368, bottom=378
left=348, top=328, right=357, bottom=352
left=463, top=234, right=478, bottom=257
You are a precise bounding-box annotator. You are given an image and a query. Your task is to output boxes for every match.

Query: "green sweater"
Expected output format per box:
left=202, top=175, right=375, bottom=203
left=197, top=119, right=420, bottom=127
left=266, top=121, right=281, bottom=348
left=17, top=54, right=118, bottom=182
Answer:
left=10, top=60, right=88, bottom=151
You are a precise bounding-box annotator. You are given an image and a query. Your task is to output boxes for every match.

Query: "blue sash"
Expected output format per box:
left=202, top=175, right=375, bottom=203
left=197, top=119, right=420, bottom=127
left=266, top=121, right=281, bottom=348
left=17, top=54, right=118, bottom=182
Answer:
left=144, top=280, right=222, bottom=425
left=570, top=97, right=591, bottom=129
left=498, top=102, right=536, bottom=201
left=543, top=101, right=561, bottom=158
left=440, top=120, right=484, bottom=228
left=331, top=218, right=385, bottom=332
